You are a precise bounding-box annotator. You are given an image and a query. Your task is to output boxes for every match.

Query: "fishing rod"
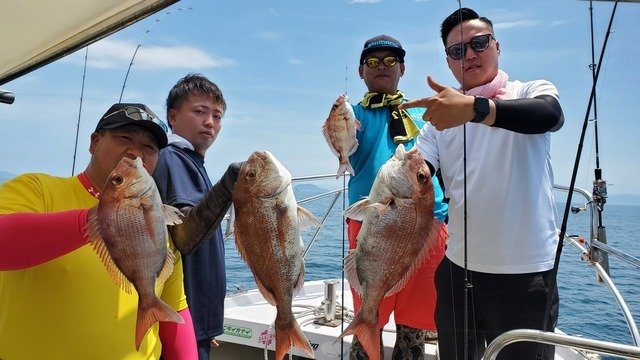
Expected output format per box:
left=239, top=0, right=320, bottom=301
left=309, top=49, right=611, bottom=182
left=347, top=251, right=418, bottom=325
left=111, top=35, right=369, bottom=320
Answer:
left=540, top=2, right=621, bottom=347
left=552, top=1, right=618, bottom=287
left=118, top=7, right=192, bottom=102
left=450, top=2, right=475, bottom=359
left=71, top=47, right=89, bottom=176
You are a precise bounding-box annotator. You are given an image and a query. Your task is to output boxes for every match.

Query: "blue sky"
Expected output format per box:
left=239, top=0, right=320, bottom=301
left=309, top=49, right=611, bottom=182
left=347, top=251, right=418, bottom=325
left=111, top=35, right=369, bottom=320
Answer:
left=1, top=0, right=639, bottom=196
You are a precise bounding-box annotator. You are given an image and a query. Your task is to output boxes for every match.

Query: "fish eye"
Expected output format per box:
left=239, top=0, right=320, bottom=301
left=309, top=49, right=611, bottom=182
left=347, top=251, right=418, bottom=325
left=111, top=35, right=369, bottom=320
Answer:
left=112, top=175, right=124, bottom=186
left=246, top=171, right=256, bottom=180
left=417, top=172, right=428, bottom=183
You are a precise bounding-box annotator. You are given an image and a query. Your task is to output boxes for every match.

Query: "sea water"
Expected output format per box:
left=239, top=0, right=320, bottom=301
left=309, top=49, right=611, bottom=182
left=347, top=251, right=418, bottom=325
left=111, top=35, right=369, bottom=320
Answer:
left=224, top=184, right=640, bottom=356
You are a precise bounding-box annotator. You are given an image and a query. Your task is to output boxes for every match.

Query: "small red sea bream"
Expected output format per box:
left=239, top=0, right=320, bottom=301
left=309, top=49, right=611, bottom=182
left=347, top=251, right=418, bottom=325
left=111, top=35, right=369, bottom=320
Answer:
left=322, top=94, right=361, bottom=178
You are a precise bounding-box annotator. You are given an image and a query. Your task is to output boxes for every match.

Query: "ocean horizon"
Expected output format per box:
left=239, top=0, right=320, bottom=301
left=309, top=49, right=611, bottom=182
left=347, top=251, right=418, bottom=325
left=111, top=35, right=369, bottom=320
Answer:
left=2, top=171, right=640, bottom=206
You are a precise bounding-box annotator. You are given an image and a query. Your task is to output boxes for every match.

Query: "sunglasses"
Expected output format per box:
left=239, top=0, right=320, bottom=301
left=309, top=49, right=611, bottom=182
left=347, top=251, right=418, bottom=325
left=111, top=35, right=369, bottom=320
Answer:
left=445, top=34, right=495, bottom=60
left=104, top=106, right=168, bottom=132
left=363, top=56, right=399, bottom=69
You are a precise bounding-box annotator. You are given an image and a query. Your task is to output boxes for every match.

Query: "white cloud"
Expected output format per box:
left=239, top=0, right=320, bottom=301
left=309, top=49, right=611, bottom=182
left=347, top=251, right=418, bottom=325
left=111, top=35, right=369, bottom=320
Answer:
left=493, top=20, right=538, bottom=30
left=65, top=39, right=234, bottom=70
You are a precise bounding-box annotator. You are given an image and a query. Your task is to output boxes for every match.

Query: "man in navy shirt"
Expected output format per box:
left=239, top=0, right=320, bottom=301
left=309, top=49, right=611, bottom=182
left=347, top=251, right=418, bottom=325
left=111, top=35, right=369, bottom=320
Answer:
left=153, top=73, right=240, bottom=359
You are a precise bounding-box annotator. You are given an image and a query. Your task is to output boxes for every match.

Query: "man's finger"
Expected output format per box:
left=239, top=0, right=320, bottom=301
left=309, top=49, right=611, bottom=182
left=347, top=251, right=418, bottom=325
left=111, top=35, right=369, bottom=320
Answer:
left=427, top=76, right=447, bottom=93
left=398, top=99, right=427, bottom=110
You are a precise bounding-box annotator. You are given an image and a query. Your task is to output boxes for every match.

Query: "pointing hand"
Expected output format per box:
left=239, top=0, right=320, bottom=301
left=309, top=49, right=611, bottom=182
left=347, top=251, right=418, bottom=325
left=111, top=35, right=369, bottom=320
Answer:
left=399, top=76, right=476, bottom=131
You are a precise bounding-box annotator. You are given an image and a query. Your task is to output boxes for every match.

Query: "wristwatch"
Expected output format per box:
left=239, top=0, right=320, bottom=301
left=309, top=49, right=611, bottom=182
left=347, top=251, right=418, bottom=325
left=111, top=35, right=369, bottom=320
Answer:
left=471, top=96, right=490, bottom=123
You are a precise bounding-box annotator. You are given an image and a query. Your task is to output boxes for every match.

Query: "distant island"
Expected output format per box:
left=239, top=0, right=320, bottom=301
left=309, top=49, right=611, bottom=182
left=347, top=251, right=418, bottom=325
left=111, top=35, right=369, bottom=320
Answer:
left=293, top=183, right=326, bottom=192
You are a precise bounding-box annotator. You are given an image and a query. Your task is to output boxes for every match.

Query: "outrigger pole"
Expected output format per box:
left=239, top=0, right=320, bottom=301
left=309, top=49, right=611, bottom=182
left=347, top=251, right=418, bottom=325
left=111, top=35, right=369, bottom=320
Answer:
left=587, top=0, right=611, bottom=282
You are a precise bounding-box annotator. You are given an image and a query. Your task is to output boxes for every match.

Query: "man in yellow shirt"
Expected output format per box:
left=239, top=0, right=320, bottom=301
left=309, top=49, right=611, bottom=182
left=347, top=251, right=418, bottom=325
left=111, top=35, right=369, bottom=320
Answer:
left=0, top=103, right=197, bottom=359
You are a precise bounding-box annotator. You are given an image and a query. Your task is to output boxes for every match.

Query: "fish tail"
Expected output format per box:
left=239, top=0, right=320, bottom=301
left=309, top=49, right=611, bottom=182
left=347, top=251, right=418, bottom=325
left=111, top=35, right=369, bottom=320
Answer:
left=338, top=313, right=381, bottom=360
left=346, top=161, right=355, bottom=177
left=336, top=163, right=346, bottom=179
left=336, top=161, right=355, bottom=179
left=274, top=320, right=314, bottom=360
left=135, top=297, right=184, bottom=350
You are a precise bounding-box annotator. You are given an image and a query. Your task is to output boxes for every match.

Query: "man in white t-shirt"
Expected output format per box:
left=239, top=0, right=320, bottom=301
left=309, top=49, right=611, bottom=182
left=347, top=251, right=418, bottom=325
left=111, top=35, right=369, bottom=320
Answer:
left=400, top=7, right=564, bottom=360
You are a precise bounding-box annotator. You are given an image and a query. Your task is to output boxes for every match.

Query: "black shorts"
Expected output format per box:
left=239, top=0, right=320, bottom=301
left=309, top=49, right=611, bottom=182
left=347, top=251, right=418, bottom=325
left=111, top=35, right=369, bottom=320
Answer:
left=434, top=256, right=559, bottom=360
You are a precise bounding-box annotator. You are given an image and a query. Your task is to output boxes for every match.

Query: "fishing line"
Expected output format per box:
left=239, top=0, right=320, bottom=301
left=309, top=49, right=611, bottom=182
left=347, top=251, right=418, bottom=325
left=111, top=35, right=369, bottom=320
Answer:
left=118, top=7, right=192, bottom=102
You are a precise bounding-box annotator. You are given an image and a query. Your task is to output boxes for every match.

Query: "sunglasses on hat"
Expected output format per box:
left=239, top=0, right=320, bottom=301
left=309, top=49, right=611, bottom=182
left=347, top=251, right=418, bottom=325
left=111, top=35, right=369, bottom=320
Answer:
left=445, top=34, right=495, bottom=61
left=103, top=106, right=168, bottom=132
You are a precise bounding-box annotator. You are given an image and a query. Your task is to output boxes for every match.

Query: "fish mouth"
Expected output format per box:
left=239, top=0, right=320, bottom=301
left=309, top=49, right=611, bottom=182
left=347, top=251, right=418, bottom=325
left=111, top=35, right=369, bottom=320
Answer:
left=260, top=178, right=291, bottom=199
left=249, top=150, right=292, bottom=199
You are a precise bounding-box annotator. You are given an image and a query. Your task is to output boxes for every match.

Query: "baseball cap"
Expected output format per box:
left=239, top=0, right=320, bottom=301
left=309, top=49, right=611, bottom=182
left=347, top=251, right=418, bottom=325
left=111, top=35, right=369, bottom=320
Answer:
left=360, top=34, right=406, bottom=65
left=95, top=103, right=168, bottom=148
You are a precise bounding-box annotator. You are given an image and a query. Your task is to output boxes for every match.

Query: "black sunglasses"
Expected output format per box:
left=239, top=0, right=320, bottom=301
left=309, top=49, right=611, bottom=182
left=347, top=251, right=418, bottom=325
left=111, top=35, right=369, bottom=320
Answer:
left=363, top=56, right=399, bottom=69
left=445, top=34, right=495, bottom=60
left=104, top=106, right=168, bottom=132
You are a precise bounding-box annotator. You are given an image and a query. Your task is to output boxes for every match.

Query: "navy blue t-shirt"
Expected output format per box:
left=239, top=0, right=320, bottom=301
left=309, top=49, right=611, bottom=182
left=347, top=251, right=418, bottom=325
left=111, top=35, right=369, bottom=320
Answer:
left=152, top=143, right=226, bottom=340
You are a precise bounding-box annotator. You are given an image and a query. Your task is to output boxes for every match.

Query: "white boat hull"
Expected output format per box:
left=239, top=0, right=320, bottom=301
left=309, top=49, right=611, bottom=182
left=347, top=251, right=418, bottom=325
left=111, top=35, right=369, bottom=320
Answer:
left=216, top=279, right=592, bottom=359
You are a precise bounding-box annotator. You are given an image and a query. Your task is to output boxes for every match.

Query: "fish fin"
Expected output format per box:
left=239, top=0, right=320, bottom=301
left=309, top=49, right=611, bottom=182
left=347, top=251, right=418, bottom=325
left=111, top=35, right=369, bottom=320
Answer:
left=297, top=206, right=319, bottom=228
left=347, top=140, right=359, bottom=156
left=135, top=297, right=184, bottom=350
left=386, top=219, right=447, bottom=297
left=84, top=207, right=101, bottom=243
left=343, top=251, right=362, bottom=295
left=87, top=229, right=132, bottom=294
left=337, top=313, right=381, bottom=360
left=292, top=264, right=306, bottom=297
left=321, top=123, right=341, bottom=158
left=354, top=118, right=362, bottom=131
left=368, top=202, right=390, bottom=217
left=255, top=278, right=278, bottom=306
left=343, top=198, right=370, bottom=221
left=162, top=204, right=183, bottom=225
left=156, top=247, right=175, bottom=286
left=274, top=318, right=314, bottom=360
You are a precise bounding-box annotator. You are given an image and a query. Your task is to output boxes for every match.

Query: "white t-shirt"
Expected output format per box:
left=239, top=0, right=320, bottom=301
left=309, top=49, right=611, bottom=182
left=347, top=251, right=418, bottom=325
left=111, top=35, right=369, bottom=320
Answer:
left=417, top=79, right=560, bottom=274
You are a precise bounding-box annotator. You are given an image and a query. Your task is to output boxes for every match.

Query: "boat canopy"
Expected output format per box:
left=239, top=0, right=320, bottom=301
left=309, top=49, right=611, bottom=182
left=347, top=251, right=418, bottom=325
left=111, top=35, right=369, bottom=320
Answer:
left=0, top=0, right=178, bottom=86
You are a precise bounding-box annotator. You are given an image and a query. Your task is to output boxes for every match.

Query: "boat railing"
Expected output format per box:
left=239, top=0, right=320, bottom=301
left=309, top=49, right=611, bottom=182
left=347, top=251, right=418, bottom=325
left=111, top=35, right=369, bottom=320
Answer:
left=483, top=329, right=640, bottom=360
left=554, top=184, right=640, bottom=345
left=482, top=184, right=640, bottom=358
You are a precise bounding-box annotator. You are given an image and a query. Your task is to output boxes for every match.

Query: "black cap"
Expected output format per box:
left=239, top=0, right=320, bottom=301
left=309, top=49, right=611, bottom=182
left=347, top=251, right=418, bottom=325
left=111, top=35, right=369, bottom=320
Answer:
left=95, top=103, right=168, bottom=148
left=360, top=34, right=406, bottom=65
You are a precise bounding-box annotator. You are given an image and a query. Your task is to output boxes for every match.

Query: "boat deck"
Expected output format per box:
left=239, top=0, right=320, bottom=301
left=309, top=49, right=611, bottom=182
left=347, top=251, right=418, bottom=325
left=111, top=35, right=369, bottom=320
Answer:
left=215, top=279, right=590, bottom=359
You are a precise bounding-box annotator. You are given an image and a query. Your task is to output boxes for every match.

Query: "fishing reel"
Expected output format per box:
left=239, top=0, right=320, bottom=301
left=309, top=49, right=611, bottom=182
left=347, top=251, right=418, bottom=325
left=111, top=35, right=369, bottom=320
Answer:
left=592, top=173, right=607, bottom=212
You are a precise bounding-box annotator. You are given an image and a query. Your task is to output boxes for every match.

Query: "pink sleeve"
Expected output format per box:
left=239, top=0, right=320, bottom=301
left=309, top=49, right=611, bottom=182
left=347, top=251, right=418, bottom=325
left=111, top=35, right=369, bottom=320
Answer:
left=159, top=308, right=198, bottom=360
left=0, top=209, right=89, bottom=270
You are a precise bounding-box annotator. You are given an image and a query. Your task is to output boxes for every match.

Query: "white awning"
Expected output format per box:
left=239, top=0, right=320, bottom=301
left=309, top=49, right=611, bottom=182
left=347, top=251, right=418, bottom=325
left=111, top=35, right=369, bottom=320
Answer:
left=0, top=0, right=178, bottom=85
